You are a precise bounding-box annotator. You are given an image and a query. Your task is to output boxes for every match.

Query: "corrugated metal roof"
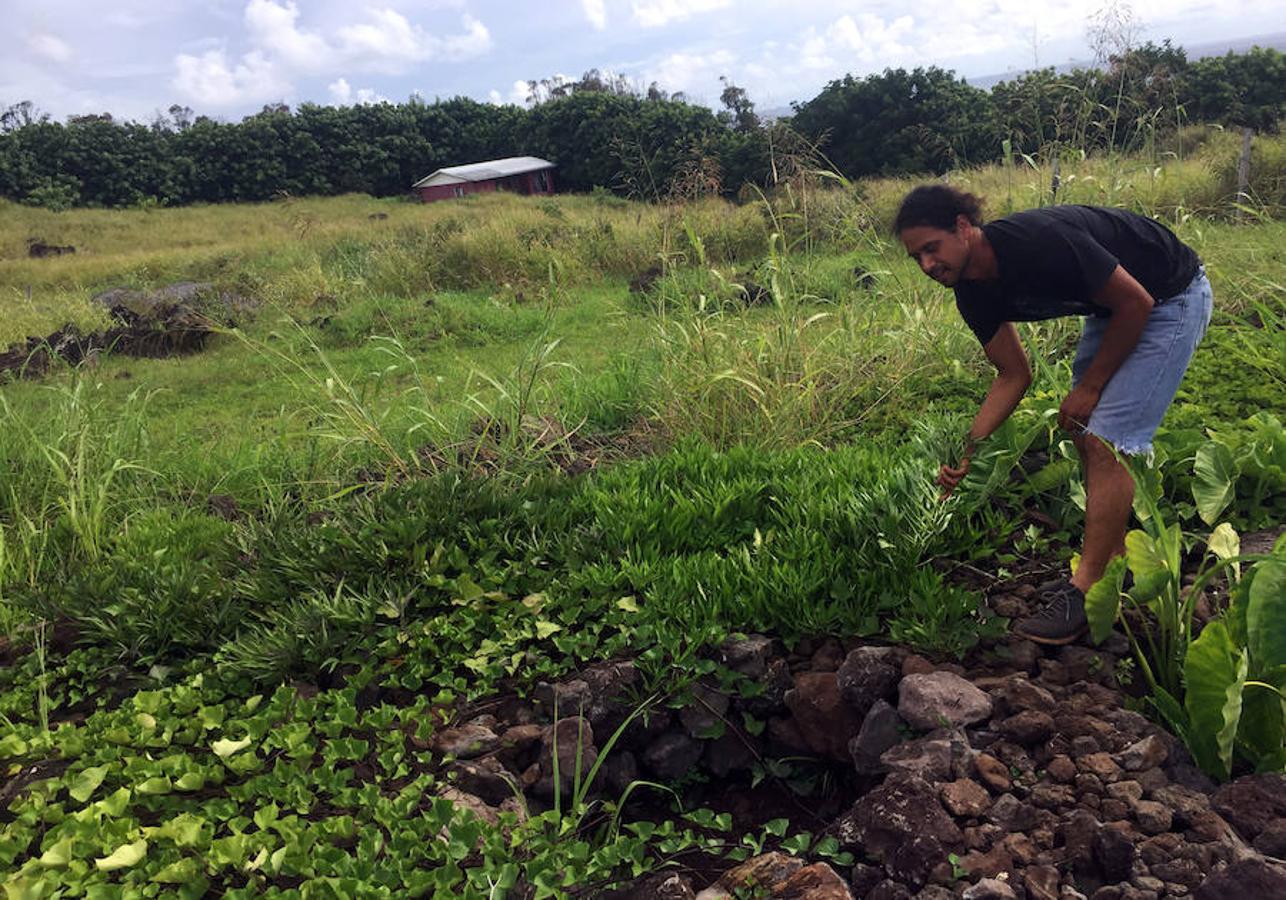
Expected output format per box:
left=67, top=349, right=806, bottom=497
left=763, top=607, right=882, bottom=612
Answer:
left=412, top=156, right=555, bottom=188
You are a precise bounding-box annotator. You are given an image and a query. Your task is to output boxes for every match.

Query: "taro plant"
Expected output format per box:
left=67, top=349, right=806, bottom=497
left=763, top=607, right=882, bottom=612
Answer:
left=1085, top=453, right=1285, bottom=779
left=1181, top=548, right=1286, bottom=779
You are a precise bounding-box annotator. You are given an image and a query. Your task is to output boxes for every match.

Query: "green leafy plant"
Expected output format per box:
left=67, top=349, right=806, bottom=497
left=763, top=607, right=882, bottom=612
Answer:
left=1086, top=454, right=1284, bottom=778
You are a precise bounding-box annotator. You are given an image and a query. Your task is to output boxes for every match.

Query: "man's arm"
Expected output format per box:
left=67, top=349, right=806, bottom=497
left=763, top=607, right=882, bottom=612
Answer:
left=1058, top=265, right=1154, bottom=433
left=940, top=323, right=1032, bottom=495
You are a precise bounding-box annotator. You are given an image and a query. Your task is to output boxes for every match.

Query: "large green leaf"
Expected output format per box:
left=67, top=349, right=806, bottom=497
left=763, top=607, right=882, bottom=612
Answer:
left=1247, top=559, right=1286, bottom=672
left=1237, top=679, right=1285, bottom=766
left=95, top=839, right=148, bottom=872
left=1193, top=441, right=1238, bottom=526
left=1208, top=523, right=1241, bottom=581
left=1185, top=621, right=1247, bottom=781
left=1125, top=529, right=1169, bottom=603
left=1086, top=556, right=1127, bottom=644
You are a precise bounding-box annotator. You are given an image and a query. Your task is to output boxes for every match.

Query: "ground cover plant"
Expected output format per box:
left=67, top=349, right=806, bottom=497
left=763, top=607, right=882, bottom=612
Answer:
left=0, top=139, right=1283, bottom=896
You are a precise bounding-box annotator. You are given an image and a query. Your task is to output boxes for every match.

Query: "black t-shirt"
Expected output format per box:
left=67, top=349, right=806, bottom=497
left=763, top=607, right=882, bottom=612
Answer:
left=953, top=205, right=1201, bottom=345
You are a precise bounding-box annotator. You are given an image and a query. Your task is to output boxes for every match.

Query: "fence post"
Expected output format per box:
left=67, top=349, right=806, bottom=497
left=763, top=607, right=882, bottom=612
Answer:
left=1235, top=126, right=1253, bottom=222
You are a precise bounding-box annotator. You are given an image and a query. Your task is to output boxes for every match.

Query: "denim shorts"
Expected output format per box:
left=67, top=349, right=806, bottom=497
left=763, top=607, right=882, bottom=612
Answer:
left=1071, top=266, right=1213, bottom=455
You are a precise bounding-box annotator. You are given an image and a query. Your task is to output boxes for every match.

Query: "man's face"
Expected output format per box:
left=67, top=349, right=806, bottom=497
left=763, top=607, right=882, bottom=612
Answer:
left=900, top=220, right=971, bottom=287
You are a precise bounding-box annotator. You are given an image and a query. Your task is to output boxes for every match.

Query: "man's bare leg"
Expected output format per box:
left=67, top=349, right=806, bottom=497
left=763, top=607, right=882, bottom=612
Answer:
left=1070, top=433, right=1132, bottom=593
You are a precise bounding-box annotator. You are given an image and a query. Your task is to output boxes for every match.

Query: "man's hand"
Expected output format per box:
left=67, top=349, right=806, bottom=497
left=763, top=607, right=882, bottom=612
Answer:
left=938, top=456, right=971, bottom=499
left=1059, top=383, right=1102, bottom=435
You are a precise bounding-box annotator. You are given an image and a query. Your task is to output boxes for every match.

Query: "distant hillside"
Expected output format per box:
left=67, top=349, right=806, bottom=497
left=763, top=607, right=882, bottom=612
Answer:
left=965, top=31, right=1286, bottom=90
left=759, top=31, right=1286, bottom=118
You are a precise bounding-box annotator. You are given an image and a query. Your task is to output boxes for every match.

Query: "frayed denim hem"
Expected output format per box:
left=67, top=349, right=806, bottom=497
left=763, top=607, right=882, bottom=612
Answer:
left=1084, top=427, right=1154, bottom=460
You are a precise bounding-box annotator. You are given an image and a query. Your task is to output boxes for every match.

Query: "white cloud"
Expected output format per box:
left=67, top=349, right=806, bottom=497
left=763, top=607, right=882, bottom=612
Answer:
left=171, top=2, right=491, bottom=107
left=172, top=49, right=291, bottom=107
left=582, top=0, right=607, bottom=30
left=488, top=80, right=532, bottom=105
left=245, top=0, right=329, bottom=72
left=437, top=15, right=492, bottom=62
left=795, top=13, right=915, bottom=70
left=26, top=33, right=73, bottom=64
left=328, top=77, right=387, bottom=105
left=647, top=49, right=736, bottom=95
left=632, top=0, right=732, bottom=28
left=330, top=76, right=352, bottom=104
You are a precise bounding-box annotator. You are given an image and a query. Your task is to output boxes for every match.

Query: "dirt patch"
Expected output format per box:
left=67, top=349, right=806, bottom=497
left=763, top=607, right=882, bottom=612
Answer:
left=0, top=282, right=257, bottom=382
left=27, top=238, right=76, bottom=258
left=418, top=414, right=668, bottom=478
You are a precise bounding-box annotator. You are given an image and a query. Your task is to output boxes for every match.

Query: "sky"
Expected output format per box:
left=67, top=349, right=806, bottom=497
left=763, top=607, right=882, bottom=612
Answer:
left=4, top=0, right=1281, bottom=124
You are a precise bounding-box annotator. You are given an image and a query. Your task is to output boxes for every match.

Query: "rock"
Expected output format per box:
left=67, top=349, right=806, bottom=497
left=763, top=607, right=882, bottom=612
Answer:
left=998, top=710, right=1055, bottom=745
left=1001, top=677, right=1057, bottom=712
left=495, top=724, right=544, bottom=770
left=1152, top=859, right=1202, bottom=887
left=832, top=774, right=962, bottom=888
left=1195, top=858, right=1286, bottom=900
left=974, top=753, right=1012, bottom=792
left=431, top=723, right=500, bottom=759
left=1187, top=810, right=1234, bottom=843
left=1133, top=800, right=1173, bottom=836
left=609, top=872, right=697, bottom=899
left=742, top=657, right=795, bottom=717
left=851, top=700, right=903, bottom=774
left=902, top=654, right=936, bottom=677
left=942, top=779, right=992, bottom=818
left=1048, top=755, right=1078, bottom=784
left=1107, top=780, right=1144, bottom=805
left=534, top=679, right=592, bottom=716
left=445, top=757, right=517, bottom=804
left=704, top=729, right=758, bottom=779
left=1001, top=832, right=1039, bottom=865
left=867, top=882, right=914, bottom=900
left=1135, top=767, right=1167, bottom=795
left=1254, top=817, right=1286, bottom=858
left=642, top=731, right=702, bottom=780
left=962, top=878, right=1018, bottom=900
left=1118, top=735, right=1168, bottom=772
left=899, top=673, right=993, bottom=731
left=1060, top=809, right=1100, bottom=871
left=777, top=862, right=856, bottom=898
left=437, top=787, right=499, bottom=826
left=958, top=844, right=1014, bottom=879
left=785, top=672, right=866, bottom=761
left=1026, top=864, right=1061, bottom=900
left=881, top=737, right=954, bottom=783
left=850, top=862, right=884, bottom=896
left=914, top=887, right=956, bottom=900
left=596, top=749, right=638, bottom=796
left=837, top=647, right=901, bottom=717
left=1095, top=827, right=1136, bottom=882
left=534, top=717, right=597, bottom=799
left=715, top=851, right=805, bottom=893
left=1071, top=735, right=1102, bottom=757
left=986, top=794, right=1022, bottom=831
left=719, top=634, right=775, bottom=678
left=1211, top=773, right=1286, bottom=840
left=810, top=638, right=846, bottom=672
left=1139, top=832, right=1182, bottom=865
left=679, top=682, right=730, bottom=739
left=768, top=715, right=811, bottom=754
left=1029, top=783, right=1076, bottom=811
left=1079, top=753, right=1123, bottom=783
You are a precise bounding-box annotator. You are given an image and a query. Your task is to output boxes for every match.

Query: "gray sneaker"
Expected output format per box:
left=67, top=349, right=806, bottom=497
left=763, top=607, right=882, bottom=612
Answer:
left=1013, top=579, right=1088, bottom=645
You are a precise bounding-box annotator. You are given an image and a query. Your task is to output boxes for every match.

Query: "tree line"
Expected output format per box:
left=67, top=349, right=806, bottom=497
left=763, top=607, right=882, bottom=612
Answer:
left=0, top=44, right=1281, bottom=210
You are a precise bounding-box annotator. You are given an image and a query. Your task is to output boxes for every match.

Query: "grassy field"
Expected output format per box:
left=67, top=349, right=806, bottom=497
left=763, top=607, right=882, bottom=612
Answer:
left=0, top=138, right=1283, bottom=896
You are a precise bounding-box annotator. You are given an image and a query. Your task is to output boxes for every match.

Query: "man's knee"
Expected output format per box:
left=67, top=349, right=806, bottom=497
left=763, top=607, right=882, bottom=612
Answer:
left=1081, top=433, right=1126, bottom=472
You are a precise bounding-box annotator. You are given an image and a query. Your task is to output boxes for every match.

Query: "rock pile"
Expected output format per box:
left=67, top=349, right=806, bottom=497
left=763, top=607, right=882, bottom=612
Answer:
left=420, top=635, right=1286, bottom=899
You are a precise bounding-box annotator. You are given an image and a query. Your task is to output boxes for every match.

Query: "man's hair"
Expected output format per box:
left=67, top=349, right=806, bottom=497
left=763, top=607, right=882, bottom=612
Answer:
left=893, top=185, right=984, bottom=234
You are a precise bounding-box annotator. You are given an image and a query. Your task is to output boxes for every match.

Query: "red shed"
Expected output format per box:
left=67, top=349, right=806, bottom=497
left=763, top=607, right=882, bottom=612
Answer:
left=412, top=156, right=556, bottom=203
